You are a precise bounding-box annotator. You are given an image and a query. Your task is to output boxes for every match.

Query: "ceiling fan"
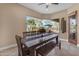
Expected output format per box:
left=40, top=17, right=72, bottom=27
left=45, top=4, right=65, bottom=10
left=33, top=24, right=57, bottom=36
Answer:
left=38, top=3, right=59, bottom=8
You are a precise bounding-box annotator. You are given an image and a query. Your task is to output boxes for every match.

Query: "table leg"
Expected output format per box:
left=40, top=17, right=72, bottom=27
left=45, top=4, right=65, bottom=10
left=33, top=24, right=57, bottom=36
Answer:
left=56, top=36, right=58, bottom=44
left=59, top=41, right=61, bottom=50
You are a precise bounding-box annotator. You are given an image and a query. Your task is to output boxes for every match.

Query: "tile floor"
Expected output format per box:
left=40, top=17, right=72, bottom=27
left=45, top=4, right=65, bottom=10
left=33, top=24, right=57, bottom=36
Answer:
left=0, top=40, right=79, bottom=56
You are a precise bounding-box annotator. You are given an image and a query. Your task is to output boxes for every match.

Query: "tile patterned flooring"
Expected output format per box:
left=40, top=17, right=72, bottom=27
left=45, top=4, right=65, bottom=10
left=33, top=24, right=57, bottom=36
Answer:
left=0, top=40, right=79, bottom=56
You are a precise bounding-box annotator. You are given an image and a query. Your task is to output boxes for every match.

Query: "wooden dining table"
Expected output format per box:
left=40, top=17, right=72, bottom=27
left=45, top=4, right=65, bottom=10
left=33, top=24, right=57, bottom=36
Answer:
left=22, top=32, right=59, bottom=56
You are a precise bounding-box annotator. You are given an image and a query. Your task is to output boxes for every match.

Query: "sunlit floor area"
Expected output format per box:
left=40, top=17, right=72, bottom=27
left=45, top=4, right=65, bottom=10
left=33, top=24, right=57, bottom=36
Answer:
left=0, top=40, right=79, bottom=56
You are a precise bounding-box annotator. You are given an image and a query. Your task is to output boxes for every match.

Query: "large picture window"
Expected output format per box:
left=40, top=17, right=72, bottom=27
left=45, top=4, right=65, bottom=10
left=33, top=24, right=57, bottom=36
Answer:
left=25, top=16, right=59, bottom=33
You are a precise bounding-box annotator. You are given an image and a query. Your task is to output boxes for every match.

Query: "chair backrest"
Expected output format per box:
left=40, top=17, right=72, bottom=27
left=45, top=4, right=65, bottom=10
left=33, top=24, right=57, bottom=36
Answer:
left=23, top=32, right=27, bottom=38
left=23, top=31, right=36, bottom=37
left=15, top=35, right=23, bottom=56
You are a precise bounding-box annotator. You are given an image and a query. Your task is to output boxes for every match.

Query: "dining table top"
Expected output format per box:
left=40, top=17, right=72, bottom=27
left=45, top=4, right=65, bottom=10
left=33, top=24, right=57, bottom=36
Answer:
left=22, top=32, right=58, bottom=48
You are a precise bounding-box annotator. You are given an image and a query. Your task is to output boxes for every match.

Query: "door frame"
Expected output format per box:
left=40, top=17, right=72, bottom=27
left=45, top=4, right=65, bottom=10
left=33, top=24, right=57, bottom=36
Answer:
left=68, top=11, right=78, bottom=45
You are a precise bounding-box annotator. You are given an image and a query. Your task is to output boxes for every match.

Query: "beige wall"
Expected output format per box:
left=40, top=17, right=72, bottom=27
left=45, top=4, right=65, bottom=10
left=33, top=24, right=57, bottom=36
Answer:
left=0, top=3, right=42, bottom=49
left=41, top=14, right=52, bottom=19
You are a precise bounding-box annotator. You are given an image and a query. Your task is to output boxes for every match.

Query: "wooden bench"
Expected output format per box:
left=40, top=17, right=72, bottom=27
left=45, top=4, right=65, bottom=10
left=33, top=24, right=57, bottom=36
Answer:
left=36, top=41, right=58, bottom=56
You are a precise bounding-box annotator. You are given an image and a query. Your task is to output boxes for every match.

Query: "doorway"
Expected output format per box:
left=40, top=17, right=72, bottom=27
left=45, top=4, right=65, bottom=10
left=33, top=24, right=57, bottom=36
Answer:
left=68, top=11, right=77, bottom=45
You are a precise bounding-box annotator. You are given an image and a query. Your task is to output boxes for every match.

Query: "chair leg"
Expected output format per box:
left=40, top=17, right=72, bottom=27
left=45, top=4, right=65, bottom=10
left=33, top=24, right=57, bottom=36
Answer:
left=36, top=51, right=38, bottom=56
left=59, top=41, right=61, bottom=50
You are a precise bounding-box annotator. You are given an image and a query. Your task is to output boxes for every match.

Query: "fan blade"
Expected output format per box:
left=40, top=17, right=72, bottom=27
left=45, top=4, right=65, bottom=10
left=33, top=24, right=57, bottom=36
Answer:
left=38, top=3, right=45, bottom=5
left=51, top=3, right=59, bottom=5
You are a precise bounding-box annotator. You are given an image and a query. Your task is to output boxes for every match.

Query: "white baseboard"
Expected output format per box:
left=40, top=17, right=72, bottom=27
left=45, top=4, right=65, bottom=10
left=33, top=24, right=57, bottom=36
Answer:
left=0, top=44, right=17, bottom=51
left=77, top=44, right=79, bottom=47
left=60, top=38, right=68, bottom=42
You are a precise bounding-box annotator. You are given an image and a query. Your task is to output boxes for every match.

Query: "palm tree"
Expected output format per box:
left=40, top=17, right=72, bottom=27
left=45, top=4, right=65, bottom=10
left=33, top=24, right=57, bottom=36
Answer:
left=26, top=19, right=36, bottom=31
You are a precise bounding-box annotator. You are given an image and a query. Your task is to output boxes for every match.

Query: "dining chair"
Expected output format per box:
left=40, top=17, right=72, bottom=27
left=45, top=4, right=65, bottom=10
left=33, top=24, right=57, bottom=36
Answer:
left=15, top=35, right=30, bottom=56
left=23, top=31, right=34, bottom=37
left=23, top=32, right=28, bottom=38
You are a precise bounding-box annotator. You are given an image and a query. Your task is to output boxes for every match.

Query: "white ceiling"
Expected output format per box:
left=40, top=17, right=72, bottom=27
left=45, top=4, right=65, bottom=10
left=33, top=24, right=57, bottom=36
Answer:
left=20, top=3, right=74, bottom=14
